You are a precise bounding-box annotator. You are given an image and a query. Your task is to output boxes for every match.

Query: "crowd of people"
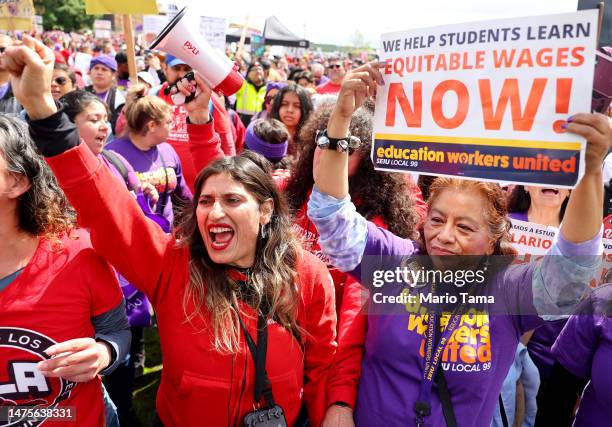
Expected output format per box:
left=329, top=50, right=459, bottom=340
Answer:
left=0, top=25, right=611, bottom=427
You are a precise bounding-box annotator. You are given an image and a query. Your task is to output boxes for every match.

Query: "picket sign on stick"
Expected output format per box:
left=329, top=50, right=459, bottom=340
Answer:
left=237, top=14, right=250, bottom=60
left=373, top=11, right=599, bottom=188
left=598, top=1, right=606, bottom=43
left=123, top=14, right=138, bottom=85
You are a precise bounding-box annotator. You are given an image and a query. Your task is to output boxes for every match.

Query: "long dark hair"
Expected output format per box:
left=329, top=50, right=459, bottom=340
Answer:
left=0, top=116, right=75, bottom=242
left=285, top=103, right=420, bottom=240
left=507, top=185, right=569, bottom=223
left=270, top=83, right=313, bottom=146
left=176, top=151, right=302, bottom=353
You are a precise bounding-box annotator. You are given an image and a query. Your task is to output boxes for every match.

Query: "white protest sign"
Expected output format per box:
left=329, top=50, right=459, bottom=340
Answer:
left=509, top=218, right=557, bottom=258
left=74, top=52, right=92, bottom=73
left=373, top=10, right=598, bottom=188
left=200, top=16, right=226, bottom=53
left=597, top=239, right=612, bottom=287
left=143, top=15, right=168, bottom=36
left=143, top=13, right=226, bottom=54
left=34, top=15, right=42, bottom=33
left=94, top=19, right=112, bottom=39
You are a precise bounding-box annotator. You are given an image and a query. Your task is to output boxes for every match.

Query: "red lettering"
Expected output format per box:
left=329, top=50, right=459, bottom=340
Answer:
left=385, top=82, right=422, bottom=127
left=431, top=80, right=469, bottom=129
left=479, top=78, right=547, bottom=131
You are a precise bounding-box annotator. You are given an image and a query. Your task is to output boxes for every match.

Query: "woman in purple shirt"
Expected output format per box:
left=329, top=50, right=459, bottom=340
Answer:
left=551, top=284, right=612, bottom=427
left=308, top=63, right=610, bottom=427
left=106, top=85, right=192, bottom=227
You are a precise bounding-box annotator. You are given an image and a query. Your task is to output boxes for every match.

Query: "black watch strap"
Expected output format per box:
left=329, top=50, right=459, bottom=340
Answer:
left=325, top=130, right=349, bottom=151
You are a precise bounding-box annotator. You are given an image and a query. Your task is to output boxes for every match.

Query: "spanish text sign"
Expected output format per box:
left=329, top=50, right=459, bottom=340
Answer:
left=373, top=11, right=598, bottom=188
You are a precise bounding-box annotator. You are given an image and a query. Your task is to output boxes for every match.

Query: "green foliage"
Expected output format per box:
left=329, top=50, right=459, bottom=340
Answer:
left=34, top=0, right=100, bottom=31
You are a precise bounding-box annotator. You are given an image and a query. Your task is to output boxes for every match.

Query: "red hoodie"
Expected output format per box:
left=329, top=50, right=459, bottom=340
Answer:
left=46, top=121, right=336, bottom=427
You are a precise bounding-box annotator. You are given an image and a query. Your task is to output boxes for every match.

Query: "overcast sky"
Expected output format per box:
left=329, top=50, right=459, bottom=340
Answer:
left=182, top=0, right=582, bottom=45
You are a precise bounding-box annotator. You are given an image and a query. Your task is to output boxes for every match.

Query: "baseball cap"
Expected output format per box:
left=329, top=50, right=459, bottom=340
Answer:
left=137, top=71, right=156, bottom=87
left=164, top=54, right=188, bottom=68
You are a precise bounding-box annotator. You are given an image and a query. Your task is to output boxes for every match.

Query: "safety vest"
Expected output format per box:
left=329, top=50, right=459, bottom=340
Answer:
left=235, top=81, right=266, bottom=117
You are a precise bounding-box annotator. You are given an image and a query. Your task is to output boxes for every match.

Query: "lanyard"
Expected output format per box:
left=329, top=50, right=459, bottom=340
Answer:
left=414, top=281, right=465, bottom=427
left=238, top=311, right=276, bottom=408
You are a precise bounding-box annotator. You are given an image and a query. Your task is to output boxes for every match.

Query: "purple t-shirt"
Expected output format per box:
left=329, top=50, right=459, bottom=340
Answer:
left=106, top=136, right=192, bottom=225
left=508, top=211, right=568, bottom=379
left=508, top=211, right=528, bottom=222
left=99, top=150, right=139, bottom=191
left=350, top=222, right=542, bottom=427
left=552, top=284, right=612, bottom=427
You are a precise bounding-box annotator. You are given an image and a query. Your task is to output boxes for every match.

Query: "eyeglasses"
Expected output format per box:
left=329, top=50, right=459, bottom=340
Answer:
left=53, top=76, right=69, bottom=86
left=328, top=64, right=342, bottom=69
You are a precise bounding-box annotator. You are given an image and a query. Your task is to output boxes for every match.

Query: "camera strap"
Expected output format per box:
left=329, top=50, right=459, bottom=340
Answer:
left=238, top=311, right=276, bottom=408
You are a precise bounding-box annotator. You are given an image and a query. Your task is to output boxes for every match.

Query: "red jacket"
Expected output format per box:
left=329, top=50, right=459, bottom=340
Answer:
left=46, top=124, right=337, bottom=426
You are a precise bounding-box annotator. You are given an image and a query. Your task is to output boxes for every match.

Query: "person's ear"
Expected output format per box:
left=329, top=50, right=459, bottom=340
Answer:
left=5, top=174, right=31, bottom=199
left=259, top=198, right=274, bottom=225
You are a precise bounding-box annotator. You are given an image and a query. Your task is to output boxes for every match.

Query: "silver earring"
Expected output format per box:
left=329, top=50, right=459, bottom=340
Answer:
left=260, top=223, right=268, bottom=239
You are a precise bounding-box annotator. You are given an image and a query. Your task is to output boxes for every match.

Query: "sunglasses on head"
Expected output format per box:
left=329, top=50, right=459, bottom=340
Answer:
left=328, top=64, right=342, bottom=69
left=53, top=76, right=68, bottom=85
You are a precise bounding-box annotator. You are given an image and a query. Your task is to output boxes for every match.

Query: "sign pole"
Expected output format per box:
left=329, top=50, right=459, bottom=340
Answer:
left=122, top=14, right=138, bottom=85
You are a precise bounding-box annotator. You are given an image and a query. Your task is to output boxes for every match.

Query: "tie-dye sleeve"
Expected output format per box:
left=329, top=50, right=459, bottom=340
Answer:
left=532, top=229, right=603, bottom=320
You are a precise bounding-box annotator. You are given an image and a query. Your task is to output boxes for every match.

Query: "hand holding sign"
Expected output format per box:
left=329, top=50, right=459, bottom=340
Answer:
left=334, top=62, right=385, bottom=120
left=565, top=112, right=612, bottom=175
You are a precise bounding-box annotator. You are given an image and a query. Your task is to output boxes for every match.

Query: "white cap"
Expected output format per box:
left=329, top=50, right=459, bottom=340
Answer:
left=137, top=71, right=156, bottom=87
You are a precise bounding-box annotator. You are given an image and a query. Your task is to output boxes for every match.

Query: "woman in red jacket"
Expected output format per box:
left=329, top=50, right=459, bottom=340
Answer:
left=9, top=35, right=336, bottom=427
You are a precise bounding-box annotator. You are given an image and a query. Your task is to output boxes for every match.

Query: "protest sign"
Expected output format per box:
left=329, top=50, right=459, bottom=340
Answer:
left=373, top=11, right=598, bottom=188
left=599, top=239, right=612, bottom=287
left=509, top=218, right=557, bottom=260
left=143, top=15, right=169, bottom=37
left=200, top=16, right=227, bottom=53
left=34, top=15, right=43, bottom=33
left=94, top=19, right=112, bottom=39
left=85, top=0, right=157, bottom=15
left=74, top=52, right=93, bottom=74
left=0, top=0, right=33, bottom=31
left=510, top=218, right=610, bottom=288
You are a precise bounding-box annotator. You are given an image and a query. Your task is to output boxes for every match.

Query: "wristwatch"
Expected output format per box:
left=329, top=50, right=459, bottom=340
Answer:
left=316, top=129, right=361, bottom=153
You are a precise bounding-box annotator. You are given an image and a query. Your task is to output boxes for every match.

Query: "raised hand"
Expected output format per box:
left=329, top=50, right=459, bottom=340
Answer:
left=3, top=34, right=56, bottom=119
left=179, top=72, right=213, bottom=124
left=565, top=113, right=612, bottom=175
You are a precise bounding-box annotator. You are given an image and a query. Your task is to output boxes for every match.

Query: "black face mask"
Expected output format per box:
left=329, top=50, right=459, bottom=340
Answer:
left=119, top=71, right=130, bottom=80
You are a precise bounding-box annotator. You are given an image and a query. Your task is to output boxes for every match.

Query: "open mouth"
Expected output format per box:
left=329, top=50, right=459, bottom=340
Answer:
left=207, top=224, right=235, bottom=250
left=541, top=188, right=559, bottom=195
left=94, top=135, right=106, bottom=145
